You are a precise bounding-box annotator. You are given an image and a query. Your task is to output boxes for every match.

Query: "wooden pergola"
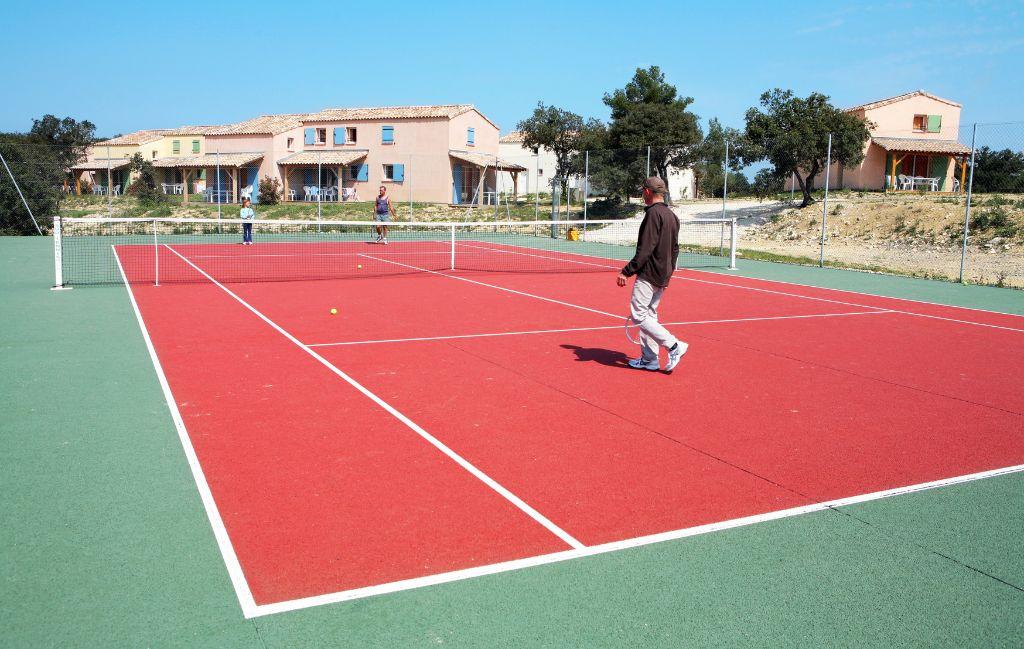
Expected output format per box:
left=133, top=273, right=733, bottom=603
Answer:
left=449, top=150, right=528, bottom=204
left=874, top=137, right=973, bottom=193
left=152, top=152, right=264, bottom=204
left=277, top=150, right=369, bottom=201
left=69, top=158, right=133, bottom=194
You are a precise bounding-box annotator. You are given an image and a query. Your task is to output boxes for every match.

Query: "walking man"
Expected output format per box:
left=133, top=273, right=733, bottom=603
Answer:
left=616, top=177, right=688, bottom=372
left=374, top=185, right=396, bottom=244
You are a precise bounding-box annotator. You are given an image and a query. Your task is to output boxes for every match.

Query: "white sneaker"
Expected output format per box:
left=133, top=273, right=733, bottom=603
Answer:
left=628, top=357, right=660, bottom=371
left=382, top=238, right=389, bottom=245
left=665, top=342, right=689, bottom=372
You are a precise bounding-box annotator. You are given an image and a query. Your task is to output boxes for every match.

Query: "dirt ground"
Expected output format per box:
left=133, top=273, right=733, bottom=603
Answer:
left=734, top=193, right=1024, bottom=288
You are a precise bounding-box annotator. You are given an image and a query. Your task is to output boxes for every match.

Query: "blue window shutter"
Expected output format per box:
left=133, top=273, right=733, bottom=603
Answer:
left=357, top=164, right=369, bottom=181
left=468, top=128, right=474, bottom=144
left=304, top=128, right=315, bottom=145
left=382, top=126, right=394, bottom=143
left=334, top=127, right=345, bottom=145
left=453, top=165, right=463, bottom=204
left=393, top=164, right=405, bottom=182
left=303, top=169, right=312, bottom=185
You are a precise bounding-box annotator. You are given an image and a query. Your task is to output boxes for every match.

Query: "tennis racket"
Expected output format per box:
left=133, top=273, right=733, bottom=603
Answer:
left=624, top=316, right=642, bottom=346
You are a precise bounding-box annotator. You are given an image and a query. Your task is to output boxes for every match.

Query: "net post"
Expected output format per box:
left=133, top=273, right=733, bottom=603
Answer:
left=51, top=215, right=70, bottom=290
left=449, top=223, right=456, bottom=270
left=729, top=217, right=738, bottom=270
left=153, top=219, right=160, bottom=286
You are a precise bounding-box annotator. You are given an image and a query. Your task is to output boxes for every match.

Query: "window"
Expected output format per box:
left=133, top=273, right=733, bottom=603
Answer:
left=538, top=168, right=544, bottom=176
left=192, top=140, right=200, bottom=153
left=467, top=127, right=475, bottom=146
left=349, top=164, right=359, bottom=179
left=913, top=114, right=942, bottom=133
left=316, top=128, right=327, bottom=145
left=349, top=164, right=368, bottom=181
left=287, top=137, right=295, bottom=150
left=172, top=140, right=181, bottom=154
left=382, top=163, right=405, bottom=182
left=347, top=127, right=357, bottom=144
left=382, top=126, right=394, bottom=144
left=152, top=150, right=157, bottom=159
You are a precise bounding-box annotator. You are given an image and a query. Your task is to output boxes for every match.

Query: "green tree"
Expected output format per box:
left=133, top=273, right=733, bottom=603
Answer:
left=603, top=66, right=702, bottom=202
left=29, top=114, right=96, bottom=172
left=516, top=103, right=587, bottom=197
left=0, top=133, right=61, bottom=234
left=124, top=152, right=164, bottom=204
left=971, top=147, right=1024, bottom=193
left=742, top=89, right=871, bottom=207
left=693, top=118, right=745, bottom=199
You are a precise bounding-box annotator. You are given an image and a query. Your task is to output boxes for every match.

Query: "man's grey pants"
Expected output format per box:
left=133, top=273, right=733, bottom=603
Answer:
left=630, top=278, right=679, bottom=362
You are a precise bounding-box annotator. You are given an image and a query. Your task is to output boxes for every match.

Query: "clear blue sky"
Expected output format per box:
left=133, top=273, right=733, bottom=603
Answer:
left=2, top=0, right=1021, bottom=138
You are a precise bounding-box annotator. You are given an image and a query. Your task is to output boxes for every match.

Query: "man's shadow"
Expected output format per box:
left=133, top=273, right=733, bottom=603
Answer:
left=561, top=344, right=631, bottom=369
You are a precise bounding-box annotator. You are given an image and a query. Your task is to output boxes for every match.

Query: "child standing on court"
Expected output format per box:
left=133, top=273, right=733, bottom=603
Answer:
left=240, top=198, right=255, bottom=245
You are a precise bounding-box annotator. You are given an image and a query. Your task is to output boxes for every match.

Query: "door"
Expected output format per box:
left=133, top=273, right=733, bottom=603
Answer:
left=246, top=168, right=259, bottom=203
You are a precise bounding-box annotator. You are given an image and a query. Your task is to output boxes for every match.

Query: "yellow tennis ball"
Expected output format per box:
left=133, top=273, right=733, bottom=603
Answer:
left=330, top=308, right=337, bottom=315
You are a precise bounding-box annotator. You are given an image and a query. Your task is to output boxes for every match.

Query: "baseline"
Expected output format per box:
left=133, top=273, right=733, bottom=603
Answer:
left=252, top=462, right=1024, bottom=617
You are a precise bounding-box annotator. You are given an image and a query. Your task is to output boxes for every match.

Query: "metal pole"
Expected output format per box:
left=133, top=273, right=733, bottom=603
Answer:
left=107, top=146, right=112, bottom=218
left=583, top=150, right=589, bottom=232
left=645, top=145, right=650, bottom=177
left=494, top=154, right=499, bottom=222
left=722, top=141, right=729, bottom=218
left=408, top=154, right=412, bottom=219
left=317, top=150, right=322, bottom=231
left=729, top=217, right=738, bottom=270
left=790, top=172, right=795, bottom=202
left=535, top=154, right=540, bottom=220
left=216, top=150, right=222, bottom=233
left=819, top=133, right=833, bottom=267
left=449, top=223, right=456, bottom=270
left=0, top=150, right=42, bottom=234
left=153, top=219, right=159, bottom=286
left=959, top=123, right=978, bottom=283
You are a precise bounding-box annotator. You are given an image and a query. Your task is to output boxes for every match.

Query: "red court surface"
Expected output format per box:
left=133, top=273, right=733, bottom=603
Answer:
left=115, top=242, right=1024, bottom=617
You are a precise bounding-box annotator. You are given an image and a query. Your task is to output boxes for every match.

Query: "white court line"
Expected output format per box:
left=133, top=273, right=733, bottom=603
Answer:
left=307, top=310, right=892, bottom=348
left=162, top=244, right=585, bottom=558
left=360, top=254, right=623, bottom=319
left=459, top=242, right=1024, bottom=334
left=112, top=247, right=260, bottom=619
left=251, top=462, right=1024, bottom=617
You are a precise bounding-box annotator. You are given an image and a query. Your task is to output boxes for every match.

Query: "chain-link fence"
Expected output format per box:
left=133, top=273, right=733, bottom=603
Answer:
left=3, top=125, right=1022, bottom=288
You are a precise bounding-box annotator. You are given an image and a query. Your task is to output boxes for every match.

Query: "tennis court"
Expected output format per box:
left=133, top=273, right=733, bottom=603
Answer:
left=49, top=217, right=1024, bottom=619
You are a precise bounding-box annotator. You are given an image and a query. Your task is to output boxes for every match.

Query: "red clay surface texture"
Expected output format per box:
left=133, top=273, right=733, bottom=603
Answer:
left=121, top=246, right=1024, bottom=606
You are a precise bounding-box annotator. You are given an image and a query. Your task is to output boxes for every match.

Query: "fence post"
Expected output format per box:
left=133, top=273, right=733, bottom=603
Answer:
left=959, top=123, right=978, bottom=283
left=107, top=146, right=112, bottom=218
left=583, top=150, right=589, bottom=233
left=408, top=154, right=413, bottom=219
left=790, top=172, right=795, bottom=202
left=216, top=150, right=222, bottom=233
left=819, top=133, right=832, bottom=268
left=645, top=146, right=650, bottom=177
left=317, top=149, right=322, bottom=231
left=722, top=140, right=729, bottom=219
left=535, top=154, right=540, bottom=220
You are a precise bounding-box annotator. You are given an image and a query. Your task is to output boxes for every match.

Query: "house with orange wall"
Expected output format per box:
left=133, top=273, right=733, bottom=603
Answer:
left=796, top=90, right=973, bottom=192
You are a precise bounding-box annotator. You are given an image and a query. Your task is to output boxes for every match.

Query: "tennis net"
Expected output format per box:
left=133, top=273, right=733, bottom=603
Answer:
left=54, top=217, right=737, bottom=286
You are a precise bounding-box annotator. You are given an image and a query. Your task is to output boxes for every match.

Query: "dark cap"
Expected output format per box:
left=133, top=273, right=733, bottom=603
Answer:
left=642, top=176, right=666, bottom=194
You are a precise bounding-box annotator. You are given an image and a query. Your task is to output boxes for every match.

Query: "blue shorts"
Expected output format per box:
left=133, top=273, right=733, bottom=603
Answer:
left=374, top=213, right=391, bottom=222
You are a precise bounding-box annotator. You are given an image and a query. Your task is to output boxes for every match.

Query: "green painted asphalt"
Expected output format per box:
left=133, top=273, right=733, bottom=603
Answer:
left=2, top=237, right=1021, bottom=647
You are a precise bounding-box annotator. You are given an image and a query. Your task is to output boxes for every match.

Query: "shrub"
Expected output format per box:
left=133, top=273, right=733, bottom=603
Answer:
left=259, top=176, right=281, bottom=205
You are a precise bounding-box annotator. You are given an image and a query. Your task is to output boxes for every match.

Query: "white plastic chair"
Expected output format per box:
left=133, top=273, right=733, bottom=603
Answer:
left=112, top=185, right=121, bottom=196
left=241, top=186, right=253, bottom=201
left=323, top=187, right=336, bottom=202
left=897, top=174, right=913, bottom=190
